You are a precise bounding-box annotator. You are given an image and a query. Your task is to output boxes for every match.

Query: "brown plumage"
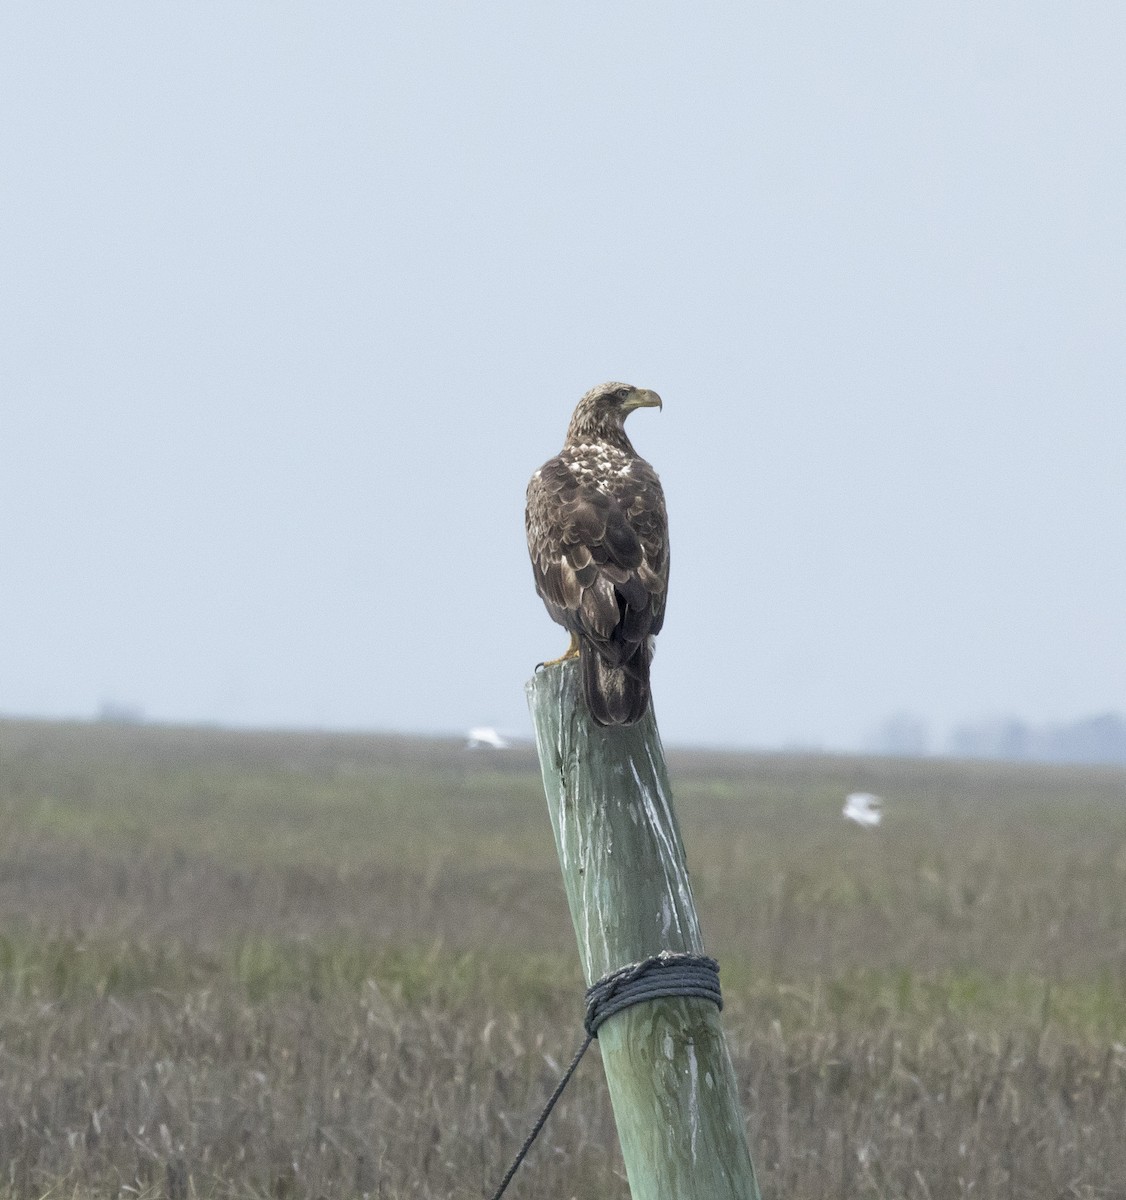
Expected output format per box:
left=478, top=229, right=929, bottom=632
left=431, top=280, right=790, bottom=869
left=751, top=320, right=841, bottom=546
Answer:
left=526, top=381, right=669, bottom=726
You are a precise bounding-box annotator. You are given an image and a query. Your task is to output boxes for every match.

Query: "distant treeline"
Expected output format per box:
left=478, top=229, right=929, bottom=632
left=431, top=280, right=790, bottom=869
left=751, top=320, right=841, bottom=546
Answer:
left=870, top=712, right=1126, bottom=765
left=947, top=712, right=1126, bottom=765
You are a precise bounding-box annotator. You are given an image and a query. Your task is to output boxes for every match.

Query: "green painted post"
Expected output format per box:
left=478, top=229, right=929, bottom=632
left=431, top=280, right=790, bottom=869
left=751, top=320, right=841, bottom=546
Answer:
left=526, top=660, right=761, bottom=1200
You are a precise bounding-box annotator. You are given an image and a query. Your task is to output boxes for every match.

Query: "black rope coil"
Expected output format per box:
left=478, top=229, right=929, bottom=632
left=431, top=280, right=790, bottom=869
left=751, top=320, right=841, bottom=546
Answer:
left=489, top=951, right=722, bottom=1200
left=584, top=951, right=722, bottom=1037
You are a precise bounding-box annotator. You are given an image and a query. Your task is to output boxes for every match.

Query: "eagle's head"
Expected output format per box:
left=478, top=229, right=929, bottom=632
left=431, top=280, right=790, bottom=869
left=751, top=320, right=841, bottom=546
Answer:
left=566, top=381, right=662, bottom=442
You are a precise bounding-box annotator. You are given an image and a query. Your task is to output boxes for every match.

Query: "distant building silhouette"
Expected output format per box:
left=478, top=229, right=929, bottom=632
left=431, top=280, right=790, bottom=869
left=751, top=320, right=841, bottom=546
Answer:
left=866, top=712, right=929, bottom=757
left=96, top=701, right=145, bottom=725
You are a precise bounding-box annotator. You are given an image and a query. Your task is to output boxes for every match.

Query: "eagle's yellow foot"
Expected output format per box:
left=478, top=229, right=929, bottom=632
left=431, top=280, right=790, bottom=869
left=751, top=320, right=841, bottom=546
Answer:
left=536, top=634, right=580, bottom=671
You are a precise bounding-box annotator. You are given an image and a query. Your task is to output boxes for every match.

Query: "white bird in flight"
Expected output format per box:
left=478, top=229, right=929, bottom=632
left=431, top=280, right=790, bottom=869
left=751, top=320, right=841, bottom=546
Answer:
left=843, top=792, right=883, bottom=828
left=466, top=726, right=510, bottom=750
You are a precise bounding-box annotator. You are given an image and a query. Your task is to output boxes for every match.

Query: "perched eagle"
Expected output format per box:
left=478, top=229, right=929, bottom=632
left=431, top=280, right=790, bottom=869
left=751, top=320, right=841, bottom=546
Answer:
left=526, top=381, right=669, bottom=726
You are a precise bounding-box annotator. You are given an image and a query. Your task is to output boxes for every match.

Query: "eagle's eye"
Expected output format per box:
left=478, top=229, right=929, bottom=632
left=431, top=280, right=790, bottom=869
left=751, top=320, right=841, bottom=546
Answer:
left=614, top=386, right=631, bottom=400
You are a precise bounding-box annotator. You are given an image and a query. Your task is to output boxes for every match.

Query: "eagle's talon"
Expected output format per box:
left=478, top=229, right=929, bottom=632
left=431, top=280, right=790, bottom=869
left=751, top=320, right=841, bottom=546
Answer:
left=538, top=634, right=581, bottom=670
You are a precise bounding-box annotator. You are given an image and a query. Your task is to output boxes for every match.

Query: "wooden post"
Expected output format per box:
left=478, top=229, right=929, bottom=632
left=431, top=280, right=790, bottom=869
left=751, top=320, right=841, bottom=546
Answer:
left=526, top=660, right=761, bottom=1200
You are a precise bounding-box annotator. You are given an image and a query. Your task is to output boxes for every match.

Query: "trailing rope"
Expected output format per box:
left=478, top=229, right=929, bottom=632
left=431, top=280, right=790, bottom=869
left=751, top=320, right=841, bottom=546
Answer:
left=488, top=951, right=722, bottom=1200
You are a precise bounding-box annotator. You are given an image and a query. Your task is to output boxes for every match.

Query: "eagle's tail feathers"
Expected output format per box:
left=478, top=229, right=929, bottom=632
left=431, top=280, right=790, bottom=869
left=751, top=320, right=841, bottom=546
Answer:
left=581, top=643, right=651, bottom=727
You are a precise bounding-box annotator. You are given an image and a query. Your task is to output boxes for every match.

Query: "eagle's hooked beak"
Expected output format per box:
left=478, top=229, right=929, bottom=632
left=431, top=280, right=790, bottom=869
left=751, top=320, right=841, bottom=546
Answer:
left=624, top=388, right=662, bottom=412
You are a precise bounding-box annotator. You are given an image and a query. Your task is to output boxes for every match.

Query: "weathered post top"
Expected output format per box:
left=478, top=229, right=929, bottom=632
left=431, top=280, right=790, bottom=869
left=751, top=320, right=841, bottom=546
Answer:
left=526, top=659, right=761, bottom=1200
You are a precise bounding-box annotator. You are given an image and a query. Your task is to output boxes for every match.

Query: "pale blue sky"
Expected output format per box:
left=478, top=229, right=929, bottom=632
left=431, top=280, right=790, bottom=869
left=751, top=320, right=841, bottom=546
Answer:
left=3, top=4, right=1124, bottom=749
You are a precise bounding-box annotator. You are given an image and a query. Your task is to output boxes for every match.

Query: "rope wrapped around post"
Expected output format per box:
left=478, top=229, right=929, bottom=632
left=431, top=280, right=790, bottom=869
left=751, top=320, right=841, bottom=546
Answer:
left=489, top=953, right=724, bottom=1200
left=585, top=952, right=722, bottom=1036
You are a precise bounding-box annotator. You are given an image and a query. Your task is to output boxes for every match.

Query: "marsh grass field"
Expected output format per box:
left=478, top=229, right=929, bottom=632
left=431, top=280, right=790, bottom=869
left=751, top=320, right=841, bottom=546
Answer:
left=1, top=717, right=1125, bottom=1198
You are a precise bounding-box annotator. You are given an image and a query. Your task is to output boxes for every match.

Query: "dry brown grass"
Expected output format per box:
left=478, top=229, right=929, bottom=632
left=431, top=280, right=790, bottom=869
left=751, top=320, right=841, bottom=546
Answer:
left=4, top=984, right=1126, bottom=1199
left=1, top=717, right=1125, bottom=1197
